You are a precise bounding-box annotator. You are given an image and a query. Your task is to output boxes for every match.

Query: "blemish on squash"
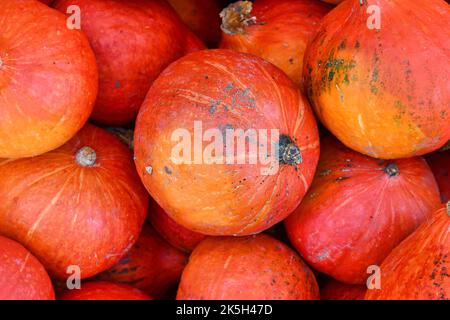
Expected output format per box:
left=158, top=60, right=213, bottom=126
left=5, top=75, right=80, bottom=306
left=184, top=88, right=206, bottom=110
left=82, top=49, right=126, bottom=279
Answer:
left=355, top=41, right=360, bottom=49
left=115, top=80, right=121, bottom=89
left=319, top=169, right=332, bottom=176
left=145, top=166, right=153, bottom=175
left=279, top=135, right=302, bottom=166
left=164, top=166, right=172, bottom=175
left=335, top=176, right=350, bottom=182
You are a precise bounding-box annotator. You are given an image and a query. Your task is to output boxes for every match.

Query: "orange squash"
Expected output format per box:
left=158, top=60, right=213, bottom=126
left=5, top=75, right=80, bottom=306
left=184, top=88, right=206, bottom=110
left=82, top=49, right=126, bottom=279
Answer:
left=0, top=235, right=55, bottom=300
left=0, top=0, right=97, bottom=158
left=303, top=0, right=450, bottom=159
left=134, top=49, right=320, bottom=236
left=54, top=0, right=204, bottom=125
left=0, top=124, right=148, bottom=279
left=366, top=203, right=449, bottom=300
left=177, top=234, right=319, bottom=300
left=285, top=136, right=441, bottom=284
left=220, top=0, right=331, bottom=87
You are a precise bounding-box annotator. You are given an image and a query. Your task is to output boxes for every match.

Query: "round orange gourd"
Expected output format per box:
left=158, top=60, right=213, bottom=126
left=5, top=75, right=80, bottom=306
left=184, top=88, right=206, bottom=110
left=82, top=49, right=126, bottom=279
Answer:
left=285, top=136, right=441, bottom=284
left=54, top=0, right=204, bottom=125
left=97, top=224, right=188, bottom=299
left=60, top=281, right=151, bottom=300
left=220, top=0, right=331, bottom=87
left=177, top=234, right=319, bottom=300
left=0, top=235, right=55, bottom=300
left=366, top=203, right=450, bottom=300
left=303, top=0, right=450, bottom=159
left=0, top=124, right=148, bottom=279
left=0, top=0, right=97, bottom=158
left=134, top=49, right=320, bottom=236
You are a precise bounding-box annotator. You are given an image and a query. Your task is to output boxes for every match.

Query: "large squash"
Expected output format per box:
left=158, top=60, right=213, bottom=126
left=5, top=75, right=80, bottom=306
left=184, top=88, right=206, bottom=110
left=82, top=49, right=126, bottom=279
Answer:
left=366, top=203, right=449, bottom=300
left=54, top=0, right=205, bottom=125
left=134, top=49, right=320, bottom=236
left=0, top=235, right=54, bottom=300
left=285, top=136, right=441, bottom=284
left=177, top=234, right=319, bottom=300
left=303, top=0, right=450, bottom=159
left=0, top=0, right=97, bottom=158
left=220, top=0, right=331, bottom=87
left=0, top=124, right=148, bottom=279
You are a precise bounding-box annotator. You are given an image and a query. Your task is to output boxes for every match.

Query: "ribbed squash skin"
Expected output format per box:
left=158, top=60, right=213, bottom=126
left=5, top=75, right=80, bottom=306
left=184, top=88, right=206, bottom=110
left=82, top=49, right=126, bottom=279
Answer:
left=220, top=0, right=331, bottom=87
left=303, top=0, right=450, bottom=159
left=54, top=0, right=205, bottom=125
left=0, top=0, right=97, bottom=158
left=285, top=136, right=441, bottom=284
left=177, top=234, right=319, bottom=300
left=0, top=235, right=55, bottom=300
left=134, top=49, right=319, bottom=236
left=366, top=204, right=449, bottom=300
left=0, top=125, right=148, bottom=279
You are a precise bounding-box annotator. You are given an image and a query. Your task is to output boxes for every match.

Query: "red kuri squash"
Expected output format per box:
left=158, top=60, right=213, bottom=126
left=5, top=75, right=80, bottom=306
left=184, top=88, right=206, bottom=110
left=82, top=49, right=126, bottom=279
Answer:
left=60, top=281, right=152, bottom=300
left=220, top=0, right=331, bottom=87
left=0, top=235, right=55, bottom=300
left=0, top=124, right=148, bottom=279
left=425, top=150, right=450, bottom=203
left=53, top=0, right=205, bottom=125
left=285, top=136, right=441, bottom=284
left=97, top=224, right=188, bottom=299
left=320, top=279, right=366, bottom=300
left=0, top=0, right=98, bottom=158
left=366, top=202, right=450, bottom=300
left=177, top=234, right=319, bottom=300
left=303, top=0, right=450, bottom=159
left=148, top=200, right=206, bottom=252
left=134, top=49, right=320, bottom=236
left=167, top=0, right=223, bottom=47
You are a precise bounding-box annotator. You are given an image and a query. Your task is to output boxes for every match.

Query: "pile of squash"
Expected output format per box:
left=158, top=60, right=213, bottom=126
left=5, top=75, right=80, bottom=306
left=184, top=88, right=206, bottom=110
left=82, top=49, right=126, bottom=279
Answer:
left=0, top=0, right=448, bottom=300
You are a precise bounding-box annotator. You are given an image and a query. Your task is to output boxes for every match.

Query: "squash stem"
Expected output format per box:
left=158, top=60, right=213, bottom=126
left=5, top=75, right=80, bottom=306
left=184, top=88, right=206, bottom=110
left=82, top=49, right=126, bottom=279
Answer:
left=384, top=163, right=399, bottom=177
left=76, top=146, right=97, bottom=167
left=220, top=1, right=256, bottom=35
left=279, top=135, right=302, bottom=166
